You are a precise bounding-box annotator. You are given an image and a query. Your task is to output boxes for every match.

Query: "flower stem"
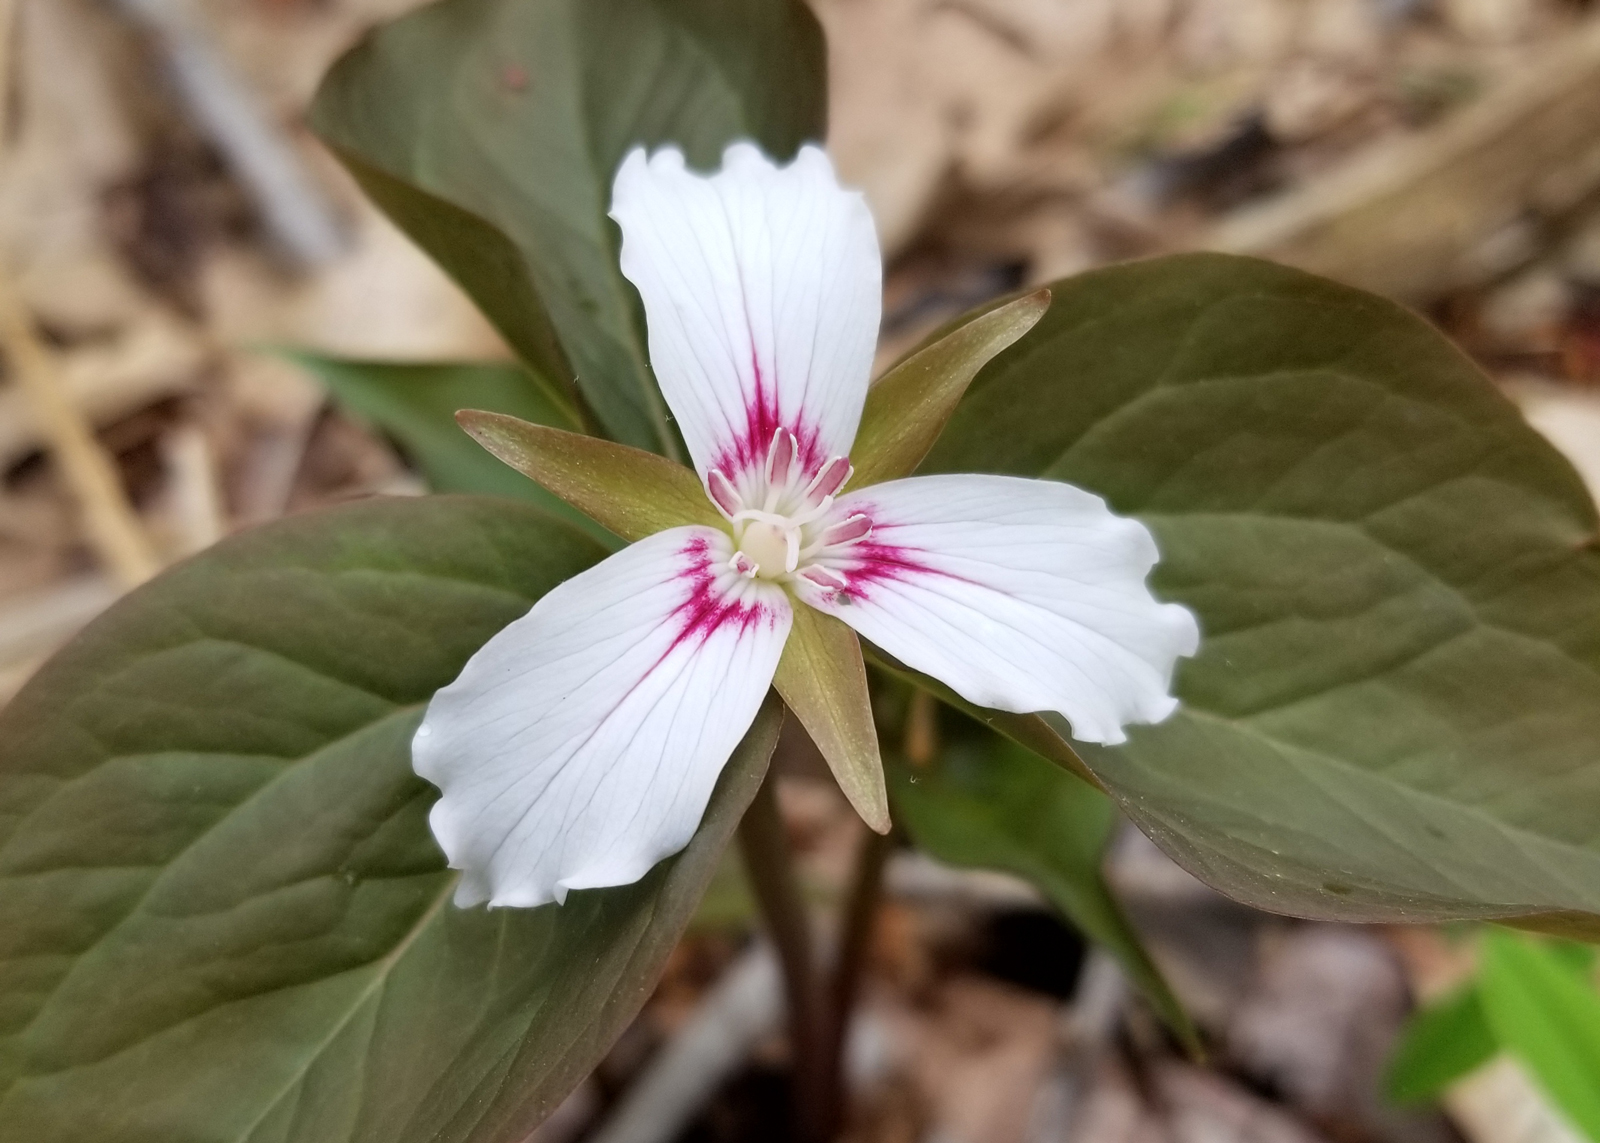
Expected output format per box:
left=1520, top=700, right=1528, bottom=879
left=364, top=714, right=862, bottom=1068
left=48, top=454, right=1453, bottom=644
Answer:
left=736, top=770, right=831, bottom=1143
left=814, top=823, right=894, bottom=1138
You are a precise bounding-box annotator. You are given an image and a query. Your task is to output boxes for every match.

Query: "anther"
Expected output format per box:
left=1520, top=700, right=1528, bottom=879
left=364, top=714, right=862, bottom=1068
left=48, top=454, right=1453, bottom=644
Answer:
left=801, top=566, right=849, bottom=591
left=765, top=429, right=798, bottom=487
left=822, top=513, right=872, bottom=546
left=803, top=456, right=852, bottom=503
left=707, top=469, right=742, bottom=518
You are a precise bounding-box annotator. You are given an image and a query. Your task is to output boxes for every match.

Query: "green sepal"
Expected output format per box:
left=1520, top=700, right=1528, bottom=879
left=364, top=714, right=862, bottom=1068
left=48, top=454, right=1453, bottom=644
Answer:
left=286, top=354, right=619, bottom=545
left=458, top=410, right=723, bottom=541
left=850, top=289, right=1050, bottom=488
left=772, top=606, right=889, bottom=833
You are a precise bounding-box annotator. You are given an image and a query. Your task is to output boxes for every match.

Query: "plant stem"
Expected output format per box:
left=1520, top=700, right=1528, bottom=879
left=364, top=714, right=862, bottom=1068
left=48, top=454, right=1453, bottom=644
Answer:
left=737, top=770, right=830, bottom=1143
left=815, top=823, right=894, bottom=1139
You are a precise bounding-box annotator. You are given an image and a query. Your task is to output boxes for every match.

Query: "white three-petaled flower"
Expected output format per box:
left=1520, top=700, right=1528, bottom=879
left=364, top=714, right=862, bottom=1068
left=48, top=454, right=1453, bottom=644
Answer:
left=413, top=143, right=1199, bottom=908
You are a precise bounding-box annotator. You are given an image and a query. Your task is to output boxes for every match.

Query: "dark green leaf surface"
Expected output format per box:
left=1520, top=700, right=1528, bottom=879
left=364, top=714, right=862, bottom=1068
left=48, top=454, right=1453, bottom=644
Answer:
left=926, top=253, right=1600, bottom=931
left=0, top=497, right=781, bottom=1143
left=888, top=721, right=1195, bottom=1050
left=310, top=0, right=827, bottom=454
left=1385, top=985, right=1498, bottom=1104
left=287, top=355, right=612, bottom=543
left=1480, top=934, right=1600, bottom=1140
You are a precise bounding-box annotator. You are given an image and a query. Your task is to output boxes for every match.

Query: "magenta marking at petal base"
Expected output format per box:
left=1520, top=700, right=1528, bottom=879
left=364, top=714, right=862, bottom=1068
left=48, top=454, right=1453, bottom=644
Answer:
left=818, top=508, right=948, bottom=603
left=834, top=541, right=940, bottom=602
left=709, top=351, right=827, bottom=479
left=666, top=536, right=777, bottom=654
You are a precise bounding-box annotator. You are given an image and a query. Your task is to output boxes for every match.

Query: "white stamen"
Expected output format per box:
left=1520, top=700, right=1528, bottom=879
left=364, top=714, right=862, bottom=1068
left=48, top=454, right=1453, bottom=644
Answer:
left=712, top=442, right=871, bottom=584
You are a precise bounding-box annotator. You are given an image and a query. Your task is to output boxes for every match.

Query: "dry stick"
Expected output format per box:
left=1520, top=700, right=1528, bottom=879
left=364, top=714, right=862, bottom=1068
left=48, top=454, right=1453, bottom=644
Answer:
left=587, top=945, right=783, bottom=1143
left=111, top=0, right=346, bottom=267
left=0, top=281, right=160, bottom=586
left=0, top=0, right=159, bottom=588
left=736, top=772, right=832, bottom=1143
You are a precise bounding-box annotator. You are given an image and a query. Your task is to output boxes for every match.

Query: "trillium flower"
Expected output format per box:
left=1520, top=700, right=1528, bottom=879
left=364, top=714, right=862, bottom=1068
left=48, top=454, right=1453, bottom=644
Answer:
left=413, top=142, right=1199, bottom=909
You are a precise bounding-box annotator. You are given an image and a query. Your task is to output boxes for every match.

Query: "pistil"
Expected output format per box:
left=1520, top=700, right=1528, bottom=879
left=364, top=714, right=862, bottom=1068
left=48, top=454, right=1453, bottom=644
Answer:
left=713, top=429, right=873, bottom=585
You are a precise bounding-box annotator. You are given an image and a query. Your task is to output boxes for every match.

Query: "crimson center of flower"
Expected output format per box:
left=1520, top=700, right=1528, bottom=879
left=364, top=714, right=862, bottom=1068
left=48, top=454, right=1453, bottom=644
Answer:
left=706, top=428, right=875, bottom=593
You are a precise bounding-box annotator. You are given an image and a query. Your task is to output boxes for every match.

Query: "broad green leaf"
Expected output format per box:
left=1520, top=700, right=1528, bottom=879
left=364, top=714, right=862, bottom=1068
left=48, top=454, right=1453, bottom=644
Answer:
left=925, top=252, right=1600, bottom=932
left=888, top=718, right=1196, bottom=1052
left=458, top=410, right=722, bottom=541
left=852, top=290, right=1051, bottom=489
left=1385, top=985, right=1498, bottom=1104
left=773, top=606, right=889, bottom=833
left=310, top=0, right=827, bottom=454
left=319, top=150, right=581, bottom=416
left=286, top=354, right=612, bottom=543
left=1481, top=933, right=1600, bottom=1140
left=0, top=496, right=782, bottom=1143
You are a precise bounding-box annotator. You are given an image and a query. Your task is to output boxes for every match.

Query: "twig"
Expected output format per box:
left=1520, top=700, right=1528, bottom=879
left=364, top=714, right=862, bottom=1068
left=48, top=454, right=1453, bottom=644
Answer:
left=0, top=316, right=203, bottom=472
left=0, top=574, right=120, bottom=701
left=0, top=0, right=160, bottom=588
left=903, top=687, right=939, bottom=768
left=0, top=574, right=119, bottom=663
left=885, top=851, right=1042, bottom=908
left=0, top=277, right=159, bottom=587
left=1024, top=951, right=1129, bottom=1143
left=108, top=0, right=347, bottom=267
left=160, top=423, right=224, bottom=555
left=1389, top=929, right=1583, bottom=1143
left=587, top=945, right=783, bottom=1143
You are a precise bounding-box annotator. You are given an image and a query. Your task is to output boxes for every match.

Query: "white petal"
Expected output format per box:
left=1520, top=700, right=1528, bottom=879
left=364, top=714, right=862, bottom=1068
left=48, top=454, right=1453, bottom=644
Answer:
left=801, top=475, right=1199, bottom=746
left=611, top=142, right=881, bottom=482
left=413, top=527, right=792, bottom=907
